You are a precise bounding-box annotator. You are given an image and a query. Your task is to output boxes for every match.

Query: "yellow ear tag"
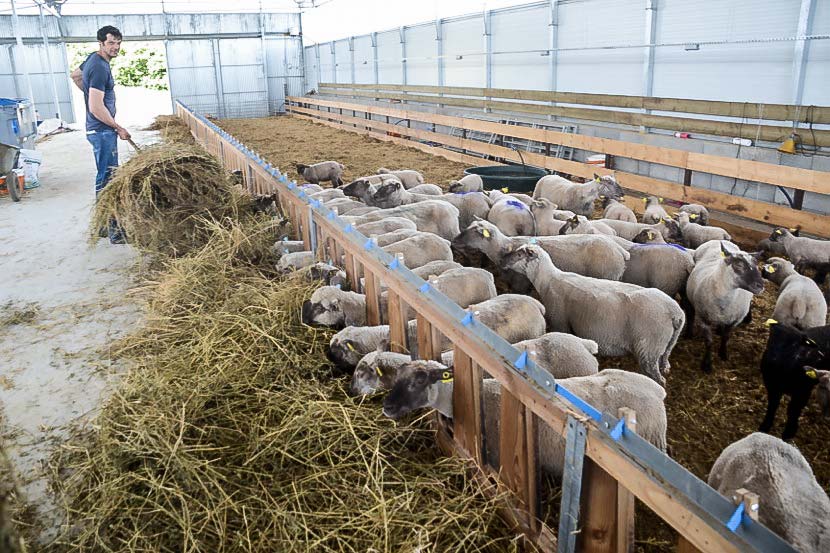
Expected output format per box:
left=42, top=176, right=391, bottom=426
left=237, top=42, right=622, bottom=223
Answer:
left=689, top=213, right=697, bottom=219
left=501, top=187, right=509, bottom=193
left=643, top=198, right=648, bottom=203
left=789, top=228, right=797, bottom=233
left=806, top=369, right=818, bottom=380
left=375, top=366, right=383, bottom=377
left=481, top=228, right=491, bottom=238
left=599, top=194, right=605, bottom=200
left=765, top=318, right=778, bottom=326
left=346, top=342, right=355, bottom=351
left=720, top=250, right=726, bottom=258
left=648, top=231, right=654, bottom=239
left=658, top=197, right=663, bottom=203
left=767, top=265, right=776, bottom=273
left=441, top=371, right=453, bottom=382
left=659, top=217, right=665, bottom=224
left=775, top=229, right=783, bottom=235
left=594, top=177, right=601, bottom=183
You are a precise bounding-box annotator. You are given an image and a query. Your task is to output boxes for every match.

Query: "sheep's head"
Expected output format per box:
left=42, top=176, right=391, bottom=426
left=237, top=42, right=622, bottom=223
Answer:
left=657, top=217, right=683, bottom=243
left=341, top=178, right=372, bottom=198
left=594, top=173, right=623, bottom=199
left=327, top=335, right=364, bottom=372
left=306, top=263, right=348, bottom=288
left=451, top=219, right=502, bottom=254
left=301, top=286, right=351, bottom=328
left=503, top=244, right=548, bottom=274
left=721, top=243, right=764, bottom=294
left=350, top=349, right=385, bottom=396
left=558, top=214, right=582, bottom=235
left=296, top=164, right=309, bottom=175
left=760, top=257, right=792, bottom=284
left=447, top=180, right=463, bottom=193
left=370, top=181, right=404, bottom=209
left=770, top=227, right=799, bottom=241
left=809, top=368, right=830, bottom=420
left=632, top=228, right=663, bottom=244
left=382, top=361, right=451, bottom=420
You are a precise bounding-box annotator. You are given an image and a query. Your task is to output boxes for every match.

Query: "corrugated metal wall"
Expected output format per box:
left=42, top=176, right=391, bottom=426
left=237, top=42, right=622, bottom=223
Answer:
left=304, top=0, right=830, bottom=106
left=0, top=41, right=73, bottom=122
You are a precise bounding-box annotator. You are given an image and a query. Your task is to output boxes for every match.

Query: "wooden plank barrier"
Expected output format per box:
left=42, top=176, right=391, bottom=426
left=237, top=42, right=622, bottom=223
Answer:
left=175, top=101, right=798, bottom=553
left=287, top=95, right=830, bottom=237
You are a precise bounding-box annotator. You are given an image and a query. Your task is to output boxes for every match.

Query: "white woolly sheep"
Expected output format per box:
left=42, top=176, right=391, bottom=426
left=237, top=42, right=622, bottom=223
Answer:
left=622, top=243, right=695, bottom=301
left=377, top=167, right=424, bottom=189
left=504, top=244, right=685, bottom=385
left=276, top=250, right=316, bottom=273
left=532, top=174, right=623, bottom=216
left=448, top=173, right=484, bottom=193
left=602, top=197, right=637, bottom=223
left=557, top=214, right=618, bottom=236
left=708, top=433, right=830, bottom=553
left=373, top=228, right=420, bottom=247
left=381, top=232, right=453, bottom=269
left=642, top=196, right=669, bottom=224
left=675, top=212, right=731, bottom=248
left=487, top=189, right=534, bottom=206
left=309, top=188, right=345, bottom=202
left=327, top=325, right=391, bottom=372
left=513, top=332, right=599, bottom=379
left=355, top=217, right=418, bottom=235
left=408, top=183, right=442, bottom=195
left=529, top=198, right=567, bottom=236
left=360, top=201, right=461, bottom=240
left=441, top=192, right=492, bottom=231
left=487, top=197, right=536, bottom=236
left=678, top=204, right=709, bottom=226
left=762, top=257, right=827, bottom=329
left=769, top=227, right=830, bottom=283
left=598, top=218, right=684, bottom=243
left=296, top=161, right=345, bottom=186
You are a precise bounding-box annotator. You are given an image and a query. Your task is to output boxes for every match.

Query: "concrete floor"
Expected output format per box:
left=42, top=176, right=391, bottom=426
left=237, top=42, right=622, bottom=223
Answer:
left=0, top=124, right=157, bottom=541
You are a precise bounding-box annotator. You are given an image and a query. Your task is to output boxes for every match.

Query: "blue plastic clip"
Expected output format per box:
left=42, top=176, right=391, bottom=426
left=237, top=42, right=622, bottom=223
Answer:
left=363, top=239, right=374, bottom=250
left=326, top=211, right=336, bottom=220
left=461, top=312, right=474, bottom=326
left=610, top=418, right=626, bottom=441
left=298, top=191, right=307, bottom=200
left=345, top=224, right=354, bottom=233
left=282, top=236, right=288, bottom=242
left=514, top=351, right=528, bottom=370
left=529, top=237, right=538, bottom=244
left=727, top=503, right=745, bottom=533
left=419, top=282, right=430, bottom=293
left=335, top=283, right=342, bottom=290
left=280, top=175, right=288, bottom=183
left=327, top=259, right=333, bottom=265
left=290, top=180, right=297, bottom=188
left=287, top=181, right=296, bottom=190
left=389, top=257, right=400, bottom=269
left=555, top=383, right=602, bottom=422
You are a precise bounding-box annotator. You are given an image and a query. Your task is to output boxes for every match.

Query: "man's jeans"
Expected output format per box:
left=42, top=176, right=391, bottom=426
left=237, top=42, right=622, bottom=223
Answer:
left=87, top=129, right=125, bottom=242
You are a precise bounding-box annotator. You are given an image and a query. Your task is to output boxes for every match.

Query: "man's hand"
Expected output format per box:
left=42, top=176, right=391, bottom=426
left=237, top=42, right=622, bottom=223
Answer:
left=115, top=126, right=131, bottom=140
left=70, top=68, right=83, bottom=91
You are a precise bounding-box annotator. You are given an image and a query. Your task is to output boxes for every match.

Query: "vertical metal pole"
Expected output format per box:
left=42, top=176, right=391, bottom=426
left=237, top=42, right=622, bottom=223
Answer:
left=315, top=43, right=322, bottom=88
left=371, top=32, right=379, bottom=85
left=297, top=12, right=307, bottom=96
left=259, top=6, right=272, bottom=115
left=308, top=205, right=318, bottom=253
left=436, top=19, right=443, bottom=106
left=330, top=41, right=337, bottom=84
left=557, top=415, right=587, bottom=553
left=211, top=39, right=225, bottom=118
left=349, top=36, right=356, bottom=85
left=10, top=0, right=37, bottom=110
left=484, top=10, right=492, bottom=89
left=548, top=0, right=559, bottom=121
left=399, top=26, right=407, bottom=86
left=642, top=0, right=657, bottom=131
left=38, top=5, right=62, bottom=121
left=792, top=0, right=816, bottom=106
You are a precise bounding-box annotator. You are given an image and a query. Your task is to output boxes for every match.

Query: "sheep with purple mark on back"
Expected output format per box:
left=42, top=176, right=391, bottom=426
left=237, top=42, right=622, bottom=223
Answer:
left=487, top=197, right=536, bottom=236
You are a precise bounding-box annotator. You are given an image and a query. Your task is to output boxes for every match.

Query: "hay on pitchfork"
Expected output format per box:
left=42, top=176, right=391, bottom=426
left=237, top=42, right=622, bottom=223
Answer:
left=90, top=144, right=254, bottom=257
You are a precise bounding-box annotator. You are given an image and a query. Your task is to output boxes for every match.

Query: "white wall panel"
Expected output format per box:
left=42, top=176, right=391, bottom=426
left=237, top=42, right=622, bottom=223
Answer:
left=405, top=24, right=438, bottom=86
left=334, top=39, right=352, bottom=84
left=318, top=44, right=334, bottom=84
left=304, top=46, right=319, bottom=92
left=443, top=15, right=485, bottom=87
left=802, top=0, right=830, bottom=106
left=376, top=30, right=402, bottom=84
left=353, top=36, right=374, bottom=84
left=490, top=4, right=549, bottom=90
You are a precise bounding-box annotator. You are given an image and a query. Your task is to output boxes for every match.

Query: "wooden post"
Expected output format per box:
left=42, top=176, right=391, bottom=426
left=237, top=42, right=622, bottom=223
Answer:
left=386, top=290, right=409, bottom=354
left=616, top=408, right=637, bottom=553
left=416, top=313, right=442, bottom=361
left=364, top=269, right=381, bottom=326
left=499, top=389, right=537, bottom=530
left=793, top=189, right=805, bottom=210
left=452, top=349, right=483, bottom=464
left=683, top=168, right=693, bottom=187
left=301, top=207, right=312, bottom=250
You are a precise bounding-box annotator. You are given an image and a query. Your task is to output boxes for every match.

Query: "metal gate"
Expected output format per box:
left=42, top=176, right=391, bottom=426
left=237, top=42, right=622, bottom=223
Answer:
left=0, top=41, right=75, bottom=124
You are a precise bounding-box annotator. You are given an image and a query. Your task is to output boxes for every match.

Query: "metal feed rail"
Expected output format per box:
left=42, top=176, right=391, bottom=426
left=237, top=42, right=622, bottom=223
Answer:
left=174, top=101, right=798, bottom=553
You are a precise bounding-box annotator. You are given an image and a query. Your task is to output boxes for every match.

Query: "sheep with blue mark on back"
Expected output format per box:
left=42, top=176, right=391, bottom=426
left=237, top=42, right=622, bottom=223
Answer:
left=487, top=197, right=536, bottom=236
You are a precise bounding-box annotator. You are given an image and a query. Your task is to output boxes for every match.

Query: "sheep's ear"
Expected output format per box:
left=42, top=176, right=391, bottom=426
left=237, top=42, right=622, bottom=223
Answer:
left=501, top=187, right=509, bottom=193
left=790, top=227, right=800, bottom=236
left=569, top=214, right=580, bottom=223
left=598, top=194, right=606, bottom=200
left=719, top=242, right=731, bottom=258
left=472, top=215, right=483, bottom=222
left=643, top=197, right=648, bottom=204
left=765, top=264, right=776, bottom=273
left=805, top=367, right=819, bottom=380
left=532, top=199, right=545, bottom=208
left=774, top=228, right=784, bottom=235
left=593, top=173, right=601, bottom=182
left=689, top=213, right=698, bottom=220
left=658, top=197, right=664, bottom=203
left=764, top=318, right=778, bottom=326
left=647, top=230, right=655, bottom=240
left=749, top=251, right=764, bottom=260
left=480, top=227, right=491, bottom=238
left=345, top=340, right=357, bottom=352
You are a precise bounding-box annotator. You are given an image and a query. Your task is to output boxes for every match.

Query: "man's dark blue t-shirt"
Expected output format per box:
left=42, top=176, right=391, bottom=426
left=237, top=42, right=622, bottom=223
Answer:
left=81, top=52, right=116, bottom=132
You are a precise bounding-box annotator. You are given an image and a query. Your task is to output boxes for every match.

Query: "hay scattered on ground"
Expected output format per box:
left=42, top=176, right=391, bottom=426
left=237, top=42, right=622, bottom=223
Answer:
left=91, top=144, right=253, bottom=257
left=0, top=303, right=39, bottom=328
left=145, top=114, right=196, bottom=145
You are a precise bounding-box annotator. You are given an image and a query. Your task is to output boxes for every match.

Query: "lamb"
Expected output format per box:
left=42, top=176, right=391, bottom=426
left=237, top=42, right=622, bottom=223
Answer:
left=448, top=173, right=484, bottom=193
left=360, top=201, right=461, bottom=240
left=503, top=244, right=684, bottom=385
left=532, top=173, right=623, bottom=216
left=674, top=211, right=731, bottom=248
left=303, top=262, right=348, bottom=289
left=327, top=325, right=391, bottom=372
left=296, top=161, right=345, bottom=186
left=598, top=217, right=684, bottom=243
left=377, top=167, right=424, bottom=189
left=407, top=183, right=442, bottom=195
left=382, top=364, right=667, bottom=476
left=451, top=219, right=629, bottom=282
left=557, top=214, right=618, bottom=236
left=708, top=433, right=830, bottom=553
left=370, top=181, right=438, bottom=209
left=642, top=196, right=669, bottom=224
left=632, top=228, right=665, bottom=244
left=759, top=321, right=830, bottom=440
left=355, top=217, right=417, bottom=235
left=622, top=243, right=696, bottom=300
left=601, top=196, right=637, bottom=223
left=380, top=232, right=453, bottom=269
left=528, top=198, right=567, bottom=236
left=487, top=197, right=536, bottom=236
left=686, top=242, right=764, bottom=372
left=769, top=227, right=830, bottom=283
left=441, top=192, right=493, bottom=230
left=678, top=203, right=709, bottom=226
left=762, top=257, right=827, bottom=329
left=350, top=349, right=456, bottom=396
left=276, top=250, right=316, bottom=273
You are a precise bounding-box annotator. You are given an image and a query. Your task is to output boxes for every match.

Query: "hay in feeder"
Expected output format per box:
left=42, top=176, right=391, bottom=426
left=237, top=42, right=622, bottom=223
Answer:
left=90, top=144, right=254, bottom=257
left=46, top=219, right=524, bottom=553
left=145, top=114, right=195, bottom=145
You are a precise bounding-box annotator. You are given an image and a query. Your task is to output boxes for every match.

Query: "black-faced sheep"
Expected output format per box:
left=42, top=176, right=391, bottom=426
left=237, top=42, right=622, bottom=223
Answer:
left=296, top=161, right=345, bottom=186
left=708, top=433, right=830, bottom=553
left=557, top=214, right=618, bottom=236
left=503, top=244, right=684, bottom=385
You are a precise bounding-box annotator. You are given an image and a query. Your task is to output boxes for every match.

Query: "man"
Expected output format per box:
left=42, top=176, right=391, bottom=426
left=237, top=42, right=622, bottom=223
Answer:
left=70, top=25, right=131, bottom=243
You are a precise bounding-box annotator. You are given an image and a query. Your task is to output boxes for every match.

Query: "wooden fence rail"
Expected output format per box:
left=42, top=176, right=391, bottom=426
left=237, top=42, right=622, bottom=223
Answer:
left=287, top=95, right=830, bottom=238
left=318, top=83, right=830, bottom=148
left=175, top=101, right=798, bottom=553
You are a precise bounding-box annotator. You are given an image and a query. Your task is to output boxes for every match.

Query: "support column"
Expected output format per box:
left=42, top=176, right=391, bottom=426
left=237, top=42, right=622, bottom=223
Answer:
left=371, top=32, right=379, bottom=85
left=259, top=8, right=271, bottom=114
left=547, top=0, right=560, bottom=121
left=399, top=26, right=407, bottom=86
left=315, top=43, right=322, bottom=89
left=641, top=0, right=658, bottom=131
left=38, top=5, right=62, bottom=121
left=330, top=42, right=336, bottom=84
left=349, top=36, right=356, bottom=85
left=484, top=11, right=492, bottom=89
left=10, top=0, right=36, bottom=110
left=436, top=19, right=444, bottom=107
left=792, top=0, right=816, bottom=106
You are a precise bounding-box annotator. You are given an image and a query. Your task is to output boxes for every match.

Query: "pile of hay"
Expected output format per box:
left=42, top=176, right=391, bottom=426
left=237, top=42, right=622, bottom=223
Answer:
left=46, top=216, right=523, bottom=552
left=91, top=144, right=253, bottom=257
left=144, top=114, right=195, bottom=145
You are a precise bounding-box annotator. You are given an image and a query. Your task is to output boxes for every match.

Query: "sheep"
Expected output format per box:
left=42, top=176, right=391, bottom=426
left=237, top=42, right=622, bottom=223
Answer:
left=309, top=188, right=345, bottom=202
left=708, top=433, right=830, bottom=553
left=532, top=173, right=623, bottom=216
left=602, top=196, right=637, bottom=223
left=381, top=232, right=453, bottom=269
left=487, top=197, right=536, bottom=236
left=377, top=167, right=424, bottom=189
left=276, top=250, right=316, bottom=273
left=355, top=217, right=417, bottom=235
left=350, top=348, right=456, bottom=396
left=410, top=259, right=463, bottom=279
left=528, top=198, right=567, bottom=236
left=373, top=228, right=420, bottom=247
left=678, top=203, right=709, bottom=226
left=303, top=262, right=348, bottom=288
left=296, top=161, right=345, bottom=186
left=557, top=215, right=618, bottom=236
left=273, top=239, right=306, bottom=255
left=345, top=206, right=380, bottom=217
left=503, top=244, right=684, bottom=385
left=512, top=332, right=600, bottom=379
left=324, top=198, right=370, bottom=215
left=686, top=242, right=764, bottom=372
left=360, top=201, right=461, bottom=240
left=632, top=228, right=665, bottom=244
left=675, top=212, right=731, bottom=248
left=300, top=183, right=324, bottom=194
left=448, top=173, right=484, bottom=193
left=642, top=196, right=669, bottom=224
left=327, top=325, right=391, bottom=372
left=762, top=257, right=827, bottom=329
left=441, top=192, right=492, bottom=231
left=622, top=243, right=696, bottom=300
left=597, top=217, right=684, bottom=243
left=757, top=237, right=787, bottom=260
left=382, top=365, right=667, bottom=477
left=759, top=321, right=830, bottom=440
left=769, top=227, right=830, bottom=283
left=370, top=181, right=438, bottom=209
left=408, top=183, right=442, bottom=195
left=451, top=218, right=629, bottom=282
left=487, top=189, right=534, bottom=206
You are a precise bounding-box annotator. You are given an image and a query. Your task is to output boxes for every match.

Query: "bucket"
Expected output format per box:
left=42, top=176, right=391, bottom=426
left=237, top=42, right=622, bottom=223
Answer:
left=586, top=154, right=606, bottom=168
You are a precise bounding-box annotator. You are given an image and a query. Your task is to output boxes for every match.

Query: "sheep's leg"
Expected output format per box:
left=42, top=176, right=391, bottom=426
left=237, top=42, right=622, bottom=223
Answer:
left=699, top=324, right=713, bottom=373
left=638, top=354, right=665, bottom=386
left=782, top=390, right=811, bottom=441
left=717, top=327, right=733, bottom=360
left=758, top=388, right=783, bottom=433
left=685, top=302, right=696, bottom=338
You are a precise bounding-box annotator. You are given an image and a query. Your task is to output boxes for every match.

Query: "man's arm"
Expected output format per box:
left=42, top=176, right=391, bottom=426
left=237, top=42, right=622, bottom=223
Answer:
left=88, top=88, right=131, bottom=140
left=70, top=68, right=83, bottom=91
